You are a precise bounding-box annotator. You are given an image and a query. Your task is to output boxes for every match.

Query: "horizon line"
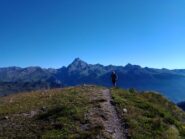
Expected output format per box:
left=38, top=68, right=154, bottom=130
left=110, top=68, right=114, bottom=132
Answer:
left=0, top=58, right=184, bottom=70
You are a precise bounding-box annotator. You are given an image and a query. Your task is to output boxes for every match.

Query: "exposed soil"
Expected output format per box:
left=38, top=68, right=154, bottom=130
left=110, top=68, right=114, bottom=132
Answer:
left=87, top=89, right=125, bottom=139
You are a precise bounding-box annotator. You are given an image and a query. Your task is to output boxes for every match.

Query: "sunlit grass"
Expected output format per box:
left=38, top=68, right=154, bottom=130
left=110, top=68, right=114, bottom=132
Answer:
left=111, top=88, right=185, bottom=139
left=0, top=86, right=103, bottom=138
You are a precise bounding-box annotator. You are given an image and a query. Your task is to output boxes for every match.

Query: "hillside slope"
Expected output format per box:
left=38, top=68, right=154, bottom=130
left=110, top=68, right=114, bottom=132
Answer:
left=112, top=88, right=185, bottom=138
left=0, top=86, right=185, bottom=139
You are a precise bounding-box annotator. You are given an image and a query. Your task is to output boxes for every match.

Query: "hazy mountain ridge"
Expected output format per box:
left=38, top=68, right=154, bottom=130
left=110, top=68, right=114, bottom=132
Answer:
left=0, top=58, right=185, bottom=102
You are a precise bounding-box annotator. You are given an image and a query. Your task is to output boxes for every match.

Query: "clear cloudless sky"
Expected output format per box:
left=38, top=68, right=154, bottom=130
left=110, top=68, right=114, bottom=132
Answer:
left=0, top=0, right=185, bottom=69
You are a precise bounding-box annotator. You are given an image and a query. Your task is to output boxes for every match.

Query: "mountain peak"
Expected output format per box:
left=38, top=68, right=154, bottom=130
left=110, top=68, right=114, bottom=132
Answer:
left=124, top=63, right=141, bottom=69
left=125, top=63, right=133, bottom=68
left=73, top=57, right=84, bottom=63
left=68, top=58, right=88, bottom=70
left=70, top=58, right=88, bottom=65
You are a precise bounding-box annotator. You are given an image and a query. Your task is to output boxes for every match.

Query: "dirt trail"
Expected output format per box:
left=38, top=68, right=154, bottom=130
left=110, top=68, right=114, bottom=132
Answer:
left=88, top=89, right=125, bottom=139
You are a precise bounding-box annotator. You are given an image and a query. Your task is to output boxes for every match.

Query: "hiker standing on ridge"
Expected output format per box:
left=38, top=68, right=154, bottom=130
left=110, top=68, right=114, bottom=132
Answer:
left=111, top=71, right=118, bottom=87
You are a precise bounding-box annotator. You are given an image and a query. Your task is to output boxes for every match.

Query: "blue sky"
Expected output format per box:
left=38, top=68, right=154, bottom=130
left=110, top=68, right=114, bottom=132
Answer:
left=0, top=0, right=185, bottom=69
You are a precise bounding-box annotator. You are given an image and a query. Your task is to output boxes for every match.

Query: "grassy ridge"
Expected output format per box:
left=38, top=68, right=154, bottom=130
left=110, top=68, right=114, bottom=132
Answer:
left=1, top=86, right=185, bottom=139
left=0, top=86, right=104, bottom=138
left=111, top=88, right=185, bottom=139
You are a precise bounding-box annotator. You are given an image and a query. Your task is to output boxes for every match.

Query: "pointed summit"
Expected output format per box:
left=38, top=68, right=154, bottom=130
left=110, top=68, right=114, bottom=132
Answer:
left=70, top=58, right=88, bottom=65
left=124, top=63, right=141, bottom=70
left=68, top=58, right=89, bottom=71
left=72, top=57, right=84, bottom=63
left=125, top=63, right=133, bottom=68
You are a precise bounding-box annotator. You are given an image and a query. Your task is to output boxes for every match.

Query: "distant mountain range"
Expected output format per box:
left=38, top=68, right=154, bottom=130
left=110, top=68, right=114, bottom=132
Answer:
left=0, top=58, right=185, bottom=103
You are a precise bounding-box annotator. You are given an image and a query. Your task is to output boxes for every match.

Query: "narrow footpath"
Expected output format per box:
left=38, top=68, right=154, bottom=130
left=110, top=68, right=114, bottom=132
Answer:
left=88, top=88, right=126, bottom=139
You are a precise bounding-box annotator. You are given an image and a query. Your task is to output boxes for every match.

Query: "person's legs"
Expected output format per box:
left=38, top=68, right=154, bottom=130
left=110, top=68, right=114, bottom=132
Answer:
left=112, top=79, right=116, bottom=87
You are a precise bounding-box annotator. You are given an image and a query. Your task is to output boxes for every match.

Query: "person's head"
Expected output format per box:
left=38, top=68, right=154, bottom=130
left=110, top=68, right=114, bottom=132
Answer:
left=112, top=71, right=115, bottom=74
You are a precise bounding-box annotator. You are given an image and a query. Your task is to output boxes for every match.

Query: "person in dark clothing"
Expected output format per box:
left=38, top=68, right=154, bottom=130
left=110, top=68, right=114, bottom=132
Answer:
left=111, top=71, right=118, bottom=87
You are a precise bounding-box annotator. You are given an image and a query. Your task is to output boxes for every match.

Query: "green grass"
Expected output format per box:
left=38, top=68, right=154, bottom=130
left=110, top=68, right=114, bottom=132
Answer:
left=111, top=88, right=185, bottom=139
left=0, top=86, right=104, bottom=138
left=1, top=86, right=185, bottom=139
